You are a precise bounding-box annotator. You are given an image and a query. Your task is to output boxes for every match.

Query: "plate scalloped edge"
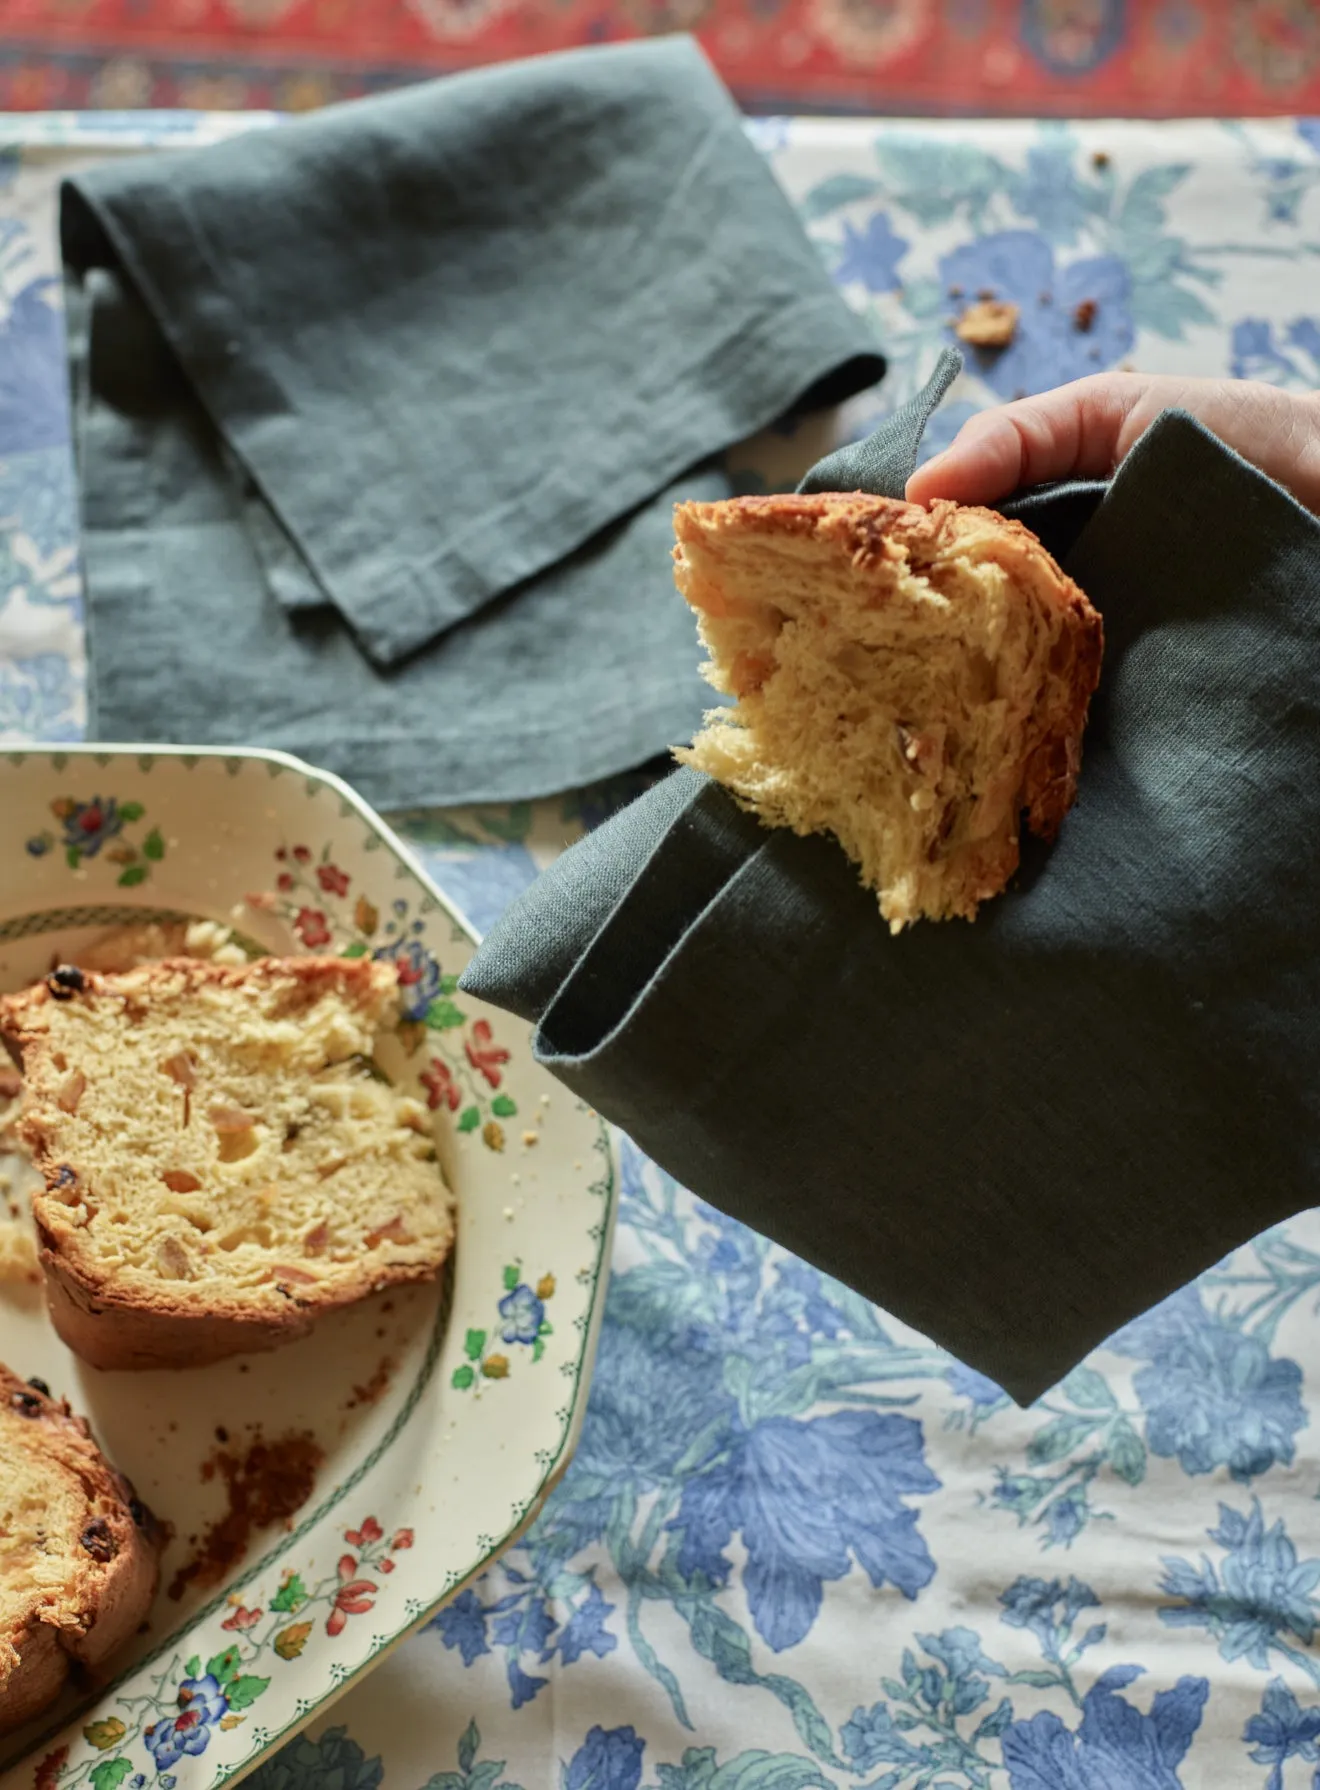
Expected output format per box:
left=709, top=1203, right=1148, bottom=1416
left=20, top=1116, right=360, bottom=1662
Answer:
left=0, top=745, right=618, bottom=1790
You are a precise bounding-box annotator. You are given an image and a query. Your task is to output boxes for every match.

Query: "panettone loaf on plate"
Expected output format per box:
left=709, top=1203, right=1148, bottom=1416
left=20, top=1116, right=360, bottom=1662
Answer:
left=1, top=956, right=455, bottom=1370
left=0, top=1365, right=159, bottom=1736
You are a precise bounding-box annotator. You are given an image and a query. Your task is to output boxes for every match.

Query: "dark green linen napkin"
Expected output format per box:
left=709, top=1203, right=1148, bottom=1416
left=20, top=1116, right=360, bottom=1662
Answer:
left=461, top=370, right=1320, bottom=1405
left=62, top=37, right=883, bottom=807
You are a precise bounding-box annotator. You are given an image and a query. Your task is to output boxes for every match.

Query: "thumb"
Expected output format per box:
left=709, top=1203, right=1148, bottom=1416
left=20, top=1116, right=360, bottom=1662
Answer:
left=905, top=375, right=1145, bottom=507
left=905, top=408, right=1036, bottom=506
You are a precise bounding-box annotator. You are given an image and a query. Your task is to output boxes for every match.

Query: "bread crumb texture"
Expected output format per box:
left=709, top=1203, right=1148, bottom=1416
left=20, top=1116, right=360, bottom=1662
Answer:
left=0, top=1367, right=158, bottom=1735
left=0, top=956, right=455, bottom=1368
left=0, top=1070, right=38, bottom=1285
left=673, top=493, right=1103, bottom=931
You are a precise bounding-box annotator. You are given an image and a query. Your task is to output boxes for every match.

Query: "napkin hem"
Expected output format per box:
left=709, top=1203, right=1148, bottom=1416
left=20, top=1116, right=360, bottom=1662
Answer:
left=533, top=782, right=766, bottom=1066
left=86, top=603, right=715, bottom=811
left=68, top=174, right=883, bottom=669
left=344, top=300, right=884, bottom=664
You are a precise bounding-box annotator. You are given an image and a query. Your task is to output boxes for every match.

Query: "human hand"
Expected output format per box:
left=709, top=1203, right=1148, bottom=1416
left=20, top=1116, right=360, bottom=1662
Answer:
left=905, top=372, right=1320, bottom=517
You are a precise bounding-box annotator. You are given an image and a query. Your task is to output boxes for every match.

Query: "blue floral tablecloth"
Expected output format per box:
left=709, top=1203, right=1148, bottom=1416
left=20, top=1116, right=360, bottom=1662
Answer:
left=7, top=109, right=1320, bottom=1790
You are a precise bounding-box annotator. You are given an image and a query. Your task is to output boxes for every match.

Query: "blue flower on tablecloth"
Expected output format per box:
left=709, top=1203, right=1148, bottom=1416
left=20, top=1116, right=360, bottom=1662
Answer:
left=57, top=796, right=123, bottom=859
left=945, top=1359, right=1007, bottom=1409
left=766, top=1258, right=848, bottom=1342
left=557, top=1583, right=618, bottom=1666
left=840, top=1702, right=924, bottom=1776
left=938, top=231, right=1133, bottom=398
left=146, top=1675, right=228, bottom=1771
left=499, top=1284, right=546, bottom=1347
left=576, top=1313, right=737, bottom=1492
left=1001, top=1574, right=1100, bottom=1642
left=245, top=1726, right=383, bottom=1790
left=1158, top=1501, right=1320, bottom=1670
left=1231, top=317, right=1299, bottom=382
left=1231, top=314, right=1320, bottom=385
left=1001, top=1665, right=1208, bottom=1788
left=1046, top=1486, right=1089, bottom=1548
left=432, top=1572, right=616, bottom=1701
left=0, top=652, right=81, bottom=741
left=1010, top=129, right=1093, bottom=245
left=0, top=264, right=69, bottom=456
left=505, top=1659, right=548, bottom=1709
left=1299, top=119, right=1320, bottom=156
left=687, top=1200, right=770, bottom=1344
left=417, top=844, right=539, bottom=937
left=669, top=1407, right=939, bottom=1651
left=1244, top=1678, right=1320, bottom=1786
left=835, top=210, right=909, bottom=292
left=1111, top=1286, right=1305, bottom=1481
left=563, top=1727, right=644, bottom=1790
left=434, top=1589, right=491, bottom=1665
left=1256, top=152, right=1311, bottom=223
left=1287, top=316, right=1320, bottom=368
left=372, top=934, right=442, bottom=1021
left=491, top=1592, right=556, bottom=1657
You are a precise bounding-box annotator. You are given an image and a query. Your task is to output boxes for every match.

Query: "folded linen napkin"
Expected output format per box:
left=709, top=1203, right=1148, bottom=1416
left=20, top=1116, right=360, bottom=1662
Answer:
left=62, top=37, right=883, bottom=809
left=462, top=357, right=1320, bottom=1405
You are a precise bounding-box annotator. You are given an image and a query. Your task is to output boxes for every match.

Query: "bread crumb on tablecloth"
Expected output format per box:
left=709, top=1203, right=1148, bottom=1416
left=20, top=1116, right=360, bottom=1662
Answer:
left=954, top=299, right=1019, bottom=349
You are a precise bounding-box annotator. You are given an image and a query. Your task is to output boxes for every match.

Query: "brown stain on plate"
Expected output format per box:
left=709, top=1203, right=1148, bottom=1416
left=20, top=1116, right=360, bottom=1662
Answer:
left=168, top=1431, right=323, bottom=1599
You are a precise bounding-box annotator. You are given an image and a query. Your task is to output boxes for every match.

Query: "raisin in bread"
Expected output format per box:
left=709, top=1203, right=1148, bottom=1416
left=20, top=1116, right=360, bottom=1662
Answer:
left=0, top=957, right=456, bottom=1370
left=673, top=493, right=1103, bottom=931
left=0, top=1366, right=159, bottom=1735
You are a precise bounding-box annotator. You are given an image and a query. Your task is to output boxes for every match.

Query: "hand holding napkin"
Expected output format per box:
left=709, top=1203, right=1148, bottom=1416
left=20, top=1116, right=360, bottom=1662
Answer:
left=462, top=352, right=1320, bottom=1405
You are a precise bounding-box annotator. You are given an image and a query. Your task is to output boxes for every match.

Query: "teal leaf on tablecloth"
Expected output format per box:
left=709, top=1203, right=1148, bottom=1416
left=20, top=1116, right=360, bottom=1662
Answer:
left=798, top=173, right=882, bottom=222
left=245, top=1727, right=383, bottom=1790
left=1159, top=1501, right=1320, bottom=1681
left=873, top=137, right=1009, bottom=228
left=1007, top=126, right=1095, bottom=245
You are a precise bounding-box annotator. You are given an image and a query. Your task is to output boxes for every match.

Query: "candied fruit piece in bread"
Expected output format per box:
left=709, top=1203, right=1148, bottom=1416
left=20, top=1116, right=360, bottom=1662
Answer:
left=0, top=1365, right=159, bottom=1735
left=672, top=492, right=1103, bottom=931
left=0, top=956, right=456, bottom=1370
left=0, top=1067, right=38, bottom=1286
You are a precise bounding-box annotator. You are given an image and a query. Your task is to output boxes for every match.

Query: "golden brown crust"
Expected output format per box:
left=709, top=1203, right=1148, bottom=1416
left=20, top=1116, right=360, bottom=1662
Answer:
left=0, top=951, right=391, bottom=1033
left=673, top=491, right=1103, bottom=852
left=1, top=956, right=452, bottom=1372
left=675, top=491, right=1083, bottom=591
left=671, top=491, right=1103, bottom=926
left=33, top=1236, right=440, bottom=1373
left=0, top=1366, right=160, bottom=1736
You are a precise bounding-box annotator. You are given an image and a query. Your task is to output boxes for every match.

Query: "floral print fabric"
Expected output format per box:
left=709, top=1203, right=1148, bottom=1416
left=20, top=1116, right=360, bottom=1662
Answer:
left=8, top=111, right=1320, bottom=1790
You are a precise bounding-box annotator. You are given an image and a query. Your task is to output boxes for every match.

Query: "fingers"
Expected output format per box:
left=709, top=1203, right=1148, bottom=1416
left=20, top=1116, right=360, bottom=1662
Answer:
left=904, top=372, right=1320, bottom=518
left=1179, top=381, right=1320, bottom=514
left=905, top=375, right=1148, bottom=506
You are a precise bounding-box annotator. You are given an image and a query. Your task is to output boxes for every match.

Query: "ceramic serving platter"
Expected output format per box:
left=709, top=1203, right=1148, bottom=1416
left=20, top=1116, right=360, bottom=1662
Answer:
left=0, top=747, right=616, bottom=1790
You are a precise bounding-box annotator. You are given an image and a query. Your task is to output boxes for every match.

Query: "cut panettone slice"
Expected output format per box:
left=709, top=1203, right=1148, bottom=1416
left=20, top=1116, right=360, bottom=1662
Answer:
left=672, top=492, right=1103, bottom=930
left=0, top=956, right=456, bottom=1370
left=0, top=1063, right=38, bottom=1286
left=0, top=1365, right=160, bottom=1736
